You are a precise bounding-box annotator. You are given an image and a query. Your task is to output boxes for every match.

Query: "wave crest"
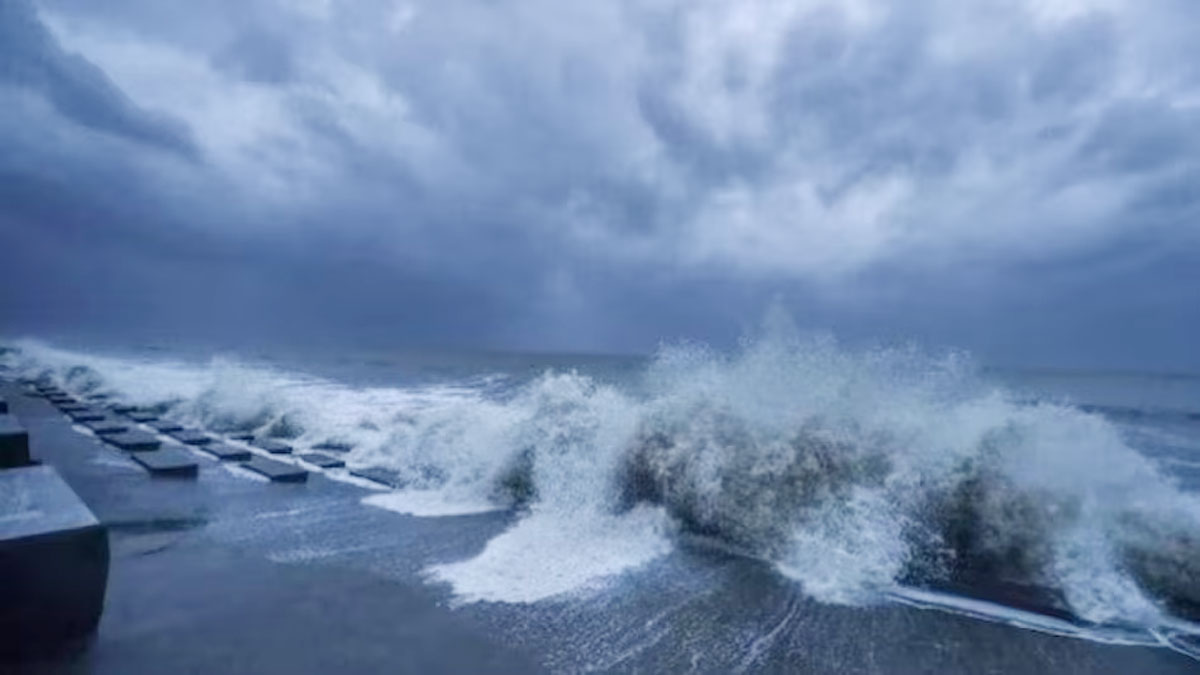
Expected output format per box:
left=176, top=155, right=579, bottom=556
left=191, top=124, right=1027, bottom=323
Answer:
left=5, top=330, right=1200, bottom=628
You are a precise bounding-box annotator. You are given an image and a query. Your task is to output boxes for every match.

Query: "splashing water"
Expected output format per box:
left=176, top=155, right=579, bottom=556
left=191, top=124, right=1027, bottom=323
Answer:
left=5, top=324, right=1200, bottom=633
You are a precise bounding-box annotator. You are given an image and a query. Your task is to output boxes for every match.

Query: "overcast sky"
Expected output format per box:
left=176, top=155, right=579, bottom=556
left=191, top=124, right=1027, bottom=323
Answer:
left=1, top=0, right=1197, bottom=369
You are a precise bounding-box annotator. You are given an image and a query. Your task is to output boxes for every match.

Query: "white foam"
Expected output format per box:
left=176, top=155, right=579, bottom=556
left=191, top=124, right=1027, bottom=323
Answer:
left=7, top=325, right=1200, bottom=631
left=427, top=506, right=672, bottom=604
left=363, top=490, right=501, bottom=517
left=886, top=587, right=1161, bottom=647
left=776, top=488, right=909, bottom=605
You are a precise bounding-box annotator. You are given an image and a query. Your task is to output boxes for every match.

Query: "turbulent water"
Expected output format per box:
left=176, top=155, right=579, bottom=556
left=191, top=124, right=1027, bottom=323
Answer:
left=4, top=324, right=1200, bottom=655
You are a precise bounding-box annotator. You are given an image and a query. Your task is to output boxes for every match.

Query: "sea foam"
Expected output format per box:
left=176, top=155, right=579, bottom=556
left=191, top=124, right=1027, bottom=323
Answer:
left=5, top=325, right=1200, bottom=629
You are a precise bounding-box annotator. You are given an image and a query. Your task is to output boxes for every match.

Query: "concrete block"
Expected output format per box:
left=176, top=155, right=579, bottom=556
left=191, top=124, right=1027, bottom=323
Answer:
left=49, top=396, right=77, bottom=406
left=227, top=432, right=256, bottom=442
left=58, top=403, right=91, bottom=413
left=0, top=415, right=31, bottom=469
left=104, top=431, right=162, bottom=452
left=67, top=408, right=108, bottom=423
left=129, top=448, right=198, bottom=478
left=203, top=443, right=251, bottom=461
left=169, top=430, right=212, bottom=445
left=312, top=440, right=354, bottom=452
left=350, top=467, right=405, bottom=488
left=253, top=439, right=293, bottom=455
left=82, top=418, right=129, bottom=435
left=126, top=411, right=159, bottom=423
left=0, top=398, right=6, bottom=415
left=299, top=453, right=345, bottom=469
left=148, top=420, right=184, bottom=433
left=242, top=456, right=307, bottom=483
left=0, top=465, right=108, bottom=657
left=108, top=404, right=139, bottom=415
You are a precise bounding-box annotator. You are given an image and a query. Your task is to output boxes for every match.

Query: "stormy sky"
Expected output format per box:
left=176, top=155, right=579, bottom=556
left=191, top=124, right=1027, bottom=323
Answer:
left=1, top=0, right=1197, bottom=370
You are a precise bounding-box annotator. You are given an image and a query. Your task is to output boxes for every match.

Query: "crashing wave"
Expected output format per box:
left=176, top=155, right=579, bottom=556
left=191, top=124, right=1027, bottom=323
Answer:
left=4, top=326, right=1199, bottom=631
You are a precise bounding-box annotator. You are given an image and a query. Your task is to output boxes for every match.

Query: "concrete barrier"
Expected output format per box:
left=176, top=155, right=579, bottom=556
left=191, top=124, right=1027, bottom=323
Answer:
left=105, top=431, right=162, bottom=452
left=227, top=432, right=256, bottom=442
left=253, top=439, right=293, bottom=455
left=0, top=397, right=7, bottom=415
left=349, top=467, right=404, bottom=488
left=67, top=409, right=108, bottom=423
left=0, top=465, right=109, bottom=658
left=148, top=420, right=184, bottom=433
left=243, top=456, right=307, bottom=483
left=83, top=418, right=129, bottom=435
left=130, top=448, right=198, bottom=478
left=299, top=453, right=345, bottom=469
left=203, top=443, right=251, bottom=461
left=169, top=430, right=212, bottom=445
left=0, top=415, right=31, bottom=469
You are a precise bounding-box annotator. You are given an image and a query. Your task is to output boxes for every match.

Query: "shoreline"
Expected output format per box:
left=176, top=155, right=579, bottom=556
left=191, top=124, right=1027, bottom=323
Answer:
left=3, top=381, right=1197, bottom=673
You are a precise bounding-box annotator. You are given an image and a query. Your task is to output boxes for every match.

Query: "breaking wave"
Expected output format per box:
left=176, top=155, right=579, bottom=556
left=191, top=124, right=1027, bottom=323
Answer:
left=4, top=322, right=1200, bottom=636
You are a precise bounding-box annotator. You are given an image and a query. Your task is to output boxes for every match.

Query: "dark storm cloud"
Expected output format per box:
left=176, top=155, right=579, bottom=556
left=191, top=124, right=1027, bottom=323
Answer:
left=1, top=0, right=1197, bottom=368
left=212, top=28, right=296, bottom=85
left=0, top=1, right=196, bottom=157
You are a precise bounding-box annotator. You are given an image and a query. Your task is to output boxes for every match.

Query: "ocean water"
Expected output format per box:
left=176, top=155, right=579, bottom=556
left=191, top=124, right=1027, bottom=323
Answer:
left=3, top=325, right=1200, bottom=665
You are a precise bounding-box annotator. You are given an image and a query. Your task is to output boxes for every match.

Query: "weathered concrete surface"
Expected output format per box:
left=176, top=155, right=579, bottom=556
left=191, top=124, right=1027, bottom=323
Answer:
left=243, top=456, right=307, bottom=483
left=202, top=443, right=252, bottom=461
left=170, top=427, right=212, bottom=444
left=350, top=467, right=405, bottom=488
left=82, top=419, right=129, bottom=435
left=130, top=448, right=199, bottom=478
left=104, top=431, right=162, bottom=452
left=252, top=439, right=293, bottom=454
left=0, top=414, right=31, bottom=468
left=299, top=453, right=345, bottom=468
left=0, top=465, right=109, bottom=659
left=169, top=430, right=212, bottom=445
left=68, top=409, right=109, bottom=423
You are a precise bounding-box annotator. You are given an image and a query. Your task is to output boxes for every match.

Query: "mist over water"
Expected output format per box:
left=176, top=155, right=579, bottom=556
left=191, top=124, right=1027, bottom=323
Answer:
left=5, top=315, right=1200, bottom=645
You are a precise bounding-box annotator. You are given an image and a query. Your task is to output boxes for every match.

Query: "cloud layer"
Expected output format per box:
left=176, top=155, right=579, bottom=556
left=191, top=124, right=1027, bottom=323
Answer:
left=1, top=0, right=1197, bottom=367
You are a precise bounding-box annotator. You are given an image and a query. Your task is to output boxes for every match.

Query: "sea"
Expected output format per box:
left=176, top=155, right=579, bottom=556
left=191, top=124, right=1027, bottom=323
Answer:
left=3, top=326, right=1200, bottom=671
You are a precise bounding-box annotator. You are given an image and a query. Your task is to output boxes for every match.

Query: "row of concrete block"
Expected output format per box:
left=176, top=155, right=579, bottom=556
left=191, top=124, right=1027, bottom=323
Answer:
left=26, top=384, right=374, bottom=485
left=31, top=384, right=331, bottom=483
left=1, top=379, right=377, bottom=660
